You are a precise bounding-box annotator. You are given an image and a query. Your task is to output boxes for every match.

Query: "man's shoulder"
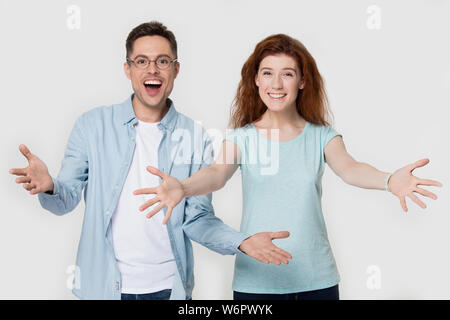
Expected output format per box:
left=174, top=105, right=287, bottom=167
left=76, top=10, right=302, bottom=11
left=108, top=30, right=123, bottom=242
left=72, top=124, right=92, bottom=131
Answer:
left=77, top=98, right=131, bottom=124
left=173, top=110, right=206, bottom=134
left=173, top=110, right=195, bottom=127
left=81, top=105, right=110, bottom=119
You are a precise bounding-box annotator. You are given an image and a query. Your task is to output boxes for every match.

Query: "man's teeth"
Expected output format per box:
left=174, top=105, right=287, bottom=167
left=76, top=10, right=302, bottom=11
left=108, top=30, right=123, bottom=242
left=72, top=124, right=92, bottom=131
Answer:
left=144, top=80, right=162, bottom=85
left=269, top=93, right=286, bottom=98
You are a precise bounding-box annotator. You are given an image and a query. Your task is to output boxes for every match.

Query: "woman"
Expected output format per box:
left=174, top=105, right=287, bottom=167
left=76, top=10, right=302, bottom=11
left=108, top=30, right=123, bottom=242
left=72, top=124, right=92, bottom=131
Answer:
left=134, top=34, right=442, bottom=300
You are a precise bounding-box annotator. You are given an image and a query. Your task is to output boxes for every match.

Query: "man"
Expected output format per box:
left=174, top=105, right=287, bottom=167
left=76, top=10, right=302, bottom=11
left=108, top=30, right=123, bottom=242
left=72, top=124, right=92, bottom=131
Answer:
left=9, top=21, right=291, bottom=300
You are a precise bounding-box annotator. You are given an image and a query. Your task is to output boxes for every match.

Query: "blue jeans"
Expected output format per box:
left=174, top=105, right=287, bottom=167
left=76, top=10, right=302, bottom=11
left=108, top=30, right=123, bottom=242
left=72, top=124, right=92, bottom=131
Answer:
left=233, top=285, right=339, bottom=300
left=121, top=289, right=172, bottom=300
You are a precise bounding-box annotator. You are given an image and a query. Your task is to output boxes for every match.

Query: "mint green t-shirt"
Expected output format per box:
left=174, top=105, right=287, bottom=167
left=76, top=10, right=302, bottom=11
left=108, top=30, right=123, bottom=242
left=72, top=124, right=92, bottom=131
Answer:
left=225, top=121, right=341, bottom=294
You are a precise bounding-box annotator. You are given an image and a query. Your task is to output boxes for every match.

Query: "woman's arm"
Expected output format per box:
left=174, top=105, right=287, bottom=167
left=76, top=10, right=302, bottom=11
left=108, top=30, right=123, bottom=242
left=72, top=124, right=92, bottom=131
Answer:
left=182, top=140, right=240, bottom=197
left=134, top=140, right=241, bottom=222
left=324, top=136, right=388, bottom=190
left=324, top=136, right=442, bottom=211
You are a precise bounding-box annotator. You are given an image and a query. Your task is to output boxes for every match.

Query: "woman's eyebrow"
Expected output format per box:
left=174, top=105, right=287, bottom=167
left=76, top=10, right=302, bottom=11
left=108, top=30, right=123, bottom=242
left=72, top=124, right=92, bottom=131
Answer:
left=260, top=67, right=297, bottom=72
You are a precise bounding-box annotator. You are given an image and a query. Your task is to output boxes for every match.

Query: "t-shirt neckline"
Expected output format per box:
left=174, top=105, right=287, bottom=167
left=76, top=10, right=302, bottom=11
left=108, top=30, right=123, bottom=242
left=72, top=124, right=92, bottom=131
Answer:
left=250, top=121, right=309, bottom=144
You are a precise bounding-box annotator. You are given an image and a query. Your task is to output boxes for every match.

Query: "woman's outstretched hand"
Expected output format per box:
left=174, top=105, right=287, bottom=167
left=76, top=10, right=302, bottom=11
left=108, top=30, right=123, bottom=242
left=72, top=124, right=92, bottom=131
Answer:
left=388, top=158, right=442, bottom=212
left=133, top=166, right=185, bottom=224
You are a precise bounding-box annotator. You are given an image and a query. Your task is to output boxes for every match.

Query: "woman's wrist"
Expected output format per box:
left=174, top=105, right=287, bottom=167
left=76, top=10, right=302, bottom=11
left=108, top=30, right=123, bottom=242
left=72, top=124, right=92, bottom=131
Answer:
left=384, top=173, right=392, bottom=192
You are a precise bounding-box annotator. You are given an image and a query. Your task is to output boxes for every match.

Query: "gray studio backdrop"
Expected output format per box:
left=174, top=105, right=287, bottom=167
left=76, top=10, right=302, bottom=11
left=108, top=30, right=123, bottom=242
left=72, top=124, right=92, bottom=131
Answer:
left=0, top=0, right=449, bottom=299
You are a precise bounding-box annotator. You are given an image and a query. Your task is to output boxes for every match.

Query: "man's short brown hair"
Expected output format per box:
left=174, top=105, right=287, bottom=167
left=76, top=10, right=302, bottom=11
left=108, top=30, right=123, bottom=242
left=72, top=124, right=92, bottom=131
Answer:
left=126, top=21, right=177, bottom=59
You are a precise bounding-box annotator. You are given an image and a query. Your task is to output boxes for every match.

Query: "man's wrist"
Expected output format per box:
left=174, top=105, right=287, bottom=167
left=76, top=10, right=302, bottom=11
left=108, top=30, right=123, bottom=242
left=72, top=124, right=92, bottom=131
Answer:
left=238, top=236, right=251, bottom=253
left=44, top=177, right=55, bottom=195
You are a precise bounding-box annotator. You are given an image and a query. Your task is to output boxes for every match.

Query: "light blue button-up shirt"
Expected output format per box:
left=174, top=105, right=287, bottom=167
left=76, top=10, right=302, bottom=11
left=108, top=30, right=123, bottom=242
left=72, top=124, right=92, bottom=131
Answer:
left=38, top=95, right=248, bottom=300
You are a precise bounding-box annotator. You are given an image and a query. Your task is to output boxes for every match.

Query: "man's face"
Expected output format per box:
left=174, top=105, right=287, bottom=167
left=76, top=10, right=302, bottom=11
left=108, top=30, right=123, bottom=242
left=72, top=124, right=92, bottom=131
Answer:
left=124, top=35, right=179, bottom=111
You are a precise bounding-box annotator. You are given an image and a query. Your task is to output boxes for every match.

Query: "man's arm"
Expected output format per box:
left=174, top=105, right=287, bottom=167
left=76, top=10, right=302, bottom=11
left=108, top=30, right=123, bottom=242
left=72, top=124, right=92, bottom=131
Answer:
left=10, top=115, right=89, bottom=215
left=39, top=115, right=89, bottom=214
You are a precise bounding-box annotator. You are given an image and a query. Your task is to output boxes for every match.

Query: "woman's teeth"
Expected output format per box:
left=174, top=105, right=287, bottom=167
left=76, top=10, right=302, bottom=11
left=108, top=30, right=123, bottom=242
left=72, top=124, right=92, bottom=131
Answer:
left=268, top=93, right=286, bottom=98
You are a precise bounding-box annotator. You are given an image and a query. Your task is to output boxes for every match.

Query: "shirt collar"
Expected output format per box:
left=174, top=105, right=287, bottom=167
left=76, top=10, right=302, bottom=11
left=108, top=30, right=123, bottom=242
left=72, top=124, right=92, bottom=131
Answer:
left=120, top=94, right=178, bottom=132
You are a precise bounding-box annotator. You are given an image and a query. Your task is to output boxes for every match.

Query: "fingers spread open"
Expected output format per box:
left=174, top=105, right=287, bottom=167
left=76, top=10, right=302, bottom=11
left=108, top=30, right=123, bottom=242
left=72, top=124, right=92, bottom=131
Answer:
left=16, top=176, right=31, bottom=184
left=19, top=144, right=33, bottom=161
left=409, top=158, right=429, bottom=172
left=418, top=179, right=442, bottom=187
left=408, top=193, right=426, bottom=209
left=414, top=187, right=437, bottom=200
left=9, top=168, right=27, bottom=176
left=146, top=166, right=165, bottom=179
left=146, top=203, right=166, bottom=219
left=29, top=188, right=40, bottom=195
left=255, top=253, right=269, bottom=264
left=162, top=207, right=173, bottom=225
left=139, top=196, right=160, bottom=212
left=133, top=187, right=157, bottom=195
left=270, top=231, right=290, bottom=240
left=23, top=183, right=35, bottom=191
left=266, top=250, right=289, bottom=265
left=400, top=197, right=408, bottom=212
left=272, top=246, right=292, bottom=260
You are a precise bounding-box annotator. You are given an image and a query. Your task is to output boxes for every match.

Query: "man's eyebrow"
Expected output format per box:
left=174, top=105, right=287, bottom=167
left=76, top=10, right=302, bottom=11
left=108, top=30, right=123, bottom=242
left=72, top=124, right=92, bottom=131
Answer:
left=132, top=54, right=146, bottom=59
left=131, top=54, right=172, bottom=59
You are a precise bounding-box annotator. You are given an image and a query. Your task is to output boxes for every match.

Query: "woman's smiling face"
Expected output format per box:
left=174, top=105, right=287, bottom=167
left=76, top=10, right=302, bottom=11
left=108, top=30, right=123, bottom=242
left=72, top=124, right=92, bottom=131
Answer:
left=255, top=54, right=304, bottom=113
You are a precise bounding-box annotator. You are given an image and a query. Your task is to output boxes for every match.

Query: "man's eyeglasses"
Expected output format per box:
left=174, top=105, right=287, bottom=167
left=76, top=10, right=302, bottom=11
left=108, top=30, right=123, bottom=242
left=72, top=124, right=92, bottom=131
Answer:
left=126, top=55, right=178, bottom=70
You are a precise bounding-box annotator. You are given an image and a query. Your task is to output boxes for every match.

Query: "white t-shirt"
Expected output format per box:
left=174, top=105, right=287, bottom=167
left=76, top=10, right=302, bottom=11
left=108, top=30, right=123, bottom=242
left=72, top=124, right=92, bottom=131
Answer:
left=111, top=120, right=176, bottom=294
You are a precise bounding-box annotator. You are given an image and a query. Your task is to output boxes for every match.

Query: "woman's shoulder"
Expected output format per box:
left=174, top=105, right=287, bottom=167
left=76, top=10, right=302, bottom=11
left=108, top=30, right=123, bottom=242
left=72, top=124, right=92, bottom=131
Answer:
left=225, top=124, right=254, bottom=137
left=306, top=122, right=342, bottom=148
left=306, top=121, right=329, bottom=130
left=306, top=122, right=337, bottom=134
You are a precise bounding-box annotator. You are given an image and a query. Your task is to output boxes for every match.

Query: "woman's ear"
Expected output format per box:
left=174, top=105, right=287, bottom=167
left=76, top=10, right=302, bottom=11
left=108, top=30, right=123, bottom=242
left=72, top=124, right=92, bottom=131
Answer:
left=255, top=73, right=259, bottom=87
left=299, top=78, right=305, bottom=90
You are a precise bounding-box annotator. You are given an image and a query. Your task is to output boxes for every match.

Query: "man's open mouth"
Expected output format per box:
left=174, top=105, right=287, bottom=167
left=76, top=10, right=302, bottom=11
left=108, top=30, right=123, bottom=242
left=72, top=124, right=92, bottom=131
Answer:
left=144, top=79, right=163, bottom=96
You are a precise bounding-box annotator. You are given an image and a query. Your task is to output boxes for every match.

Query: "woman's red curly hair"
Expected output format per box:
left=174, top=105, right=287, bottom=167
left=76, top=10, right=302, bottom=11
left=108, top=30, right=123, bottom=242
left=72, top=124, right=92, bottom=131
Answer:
left=230, top=34, right=332, bottom=128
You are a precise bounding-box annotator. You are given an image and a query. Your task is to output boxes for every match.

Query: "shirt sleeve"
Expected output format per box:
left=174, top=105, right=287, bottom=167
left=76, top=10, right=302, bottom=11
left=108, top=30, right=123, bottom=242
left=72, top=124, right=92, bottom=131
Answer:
left=38, top=114, right=89, bottom=215
left=320, top=125, right=342, bottom=164
left=321, top=125, right=342, bottom=150
left=222, top=127, right=246, bottom=165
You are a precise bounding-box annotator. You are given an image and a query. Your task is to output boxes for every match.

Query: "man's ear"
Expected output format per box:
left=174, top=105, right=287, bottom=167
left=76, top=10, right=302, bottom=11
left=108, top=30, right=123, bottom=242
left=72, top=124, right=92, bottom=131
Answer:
left=124, top=61, right=131, bottom=80
left=174, top=61, right=180, bottom=79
